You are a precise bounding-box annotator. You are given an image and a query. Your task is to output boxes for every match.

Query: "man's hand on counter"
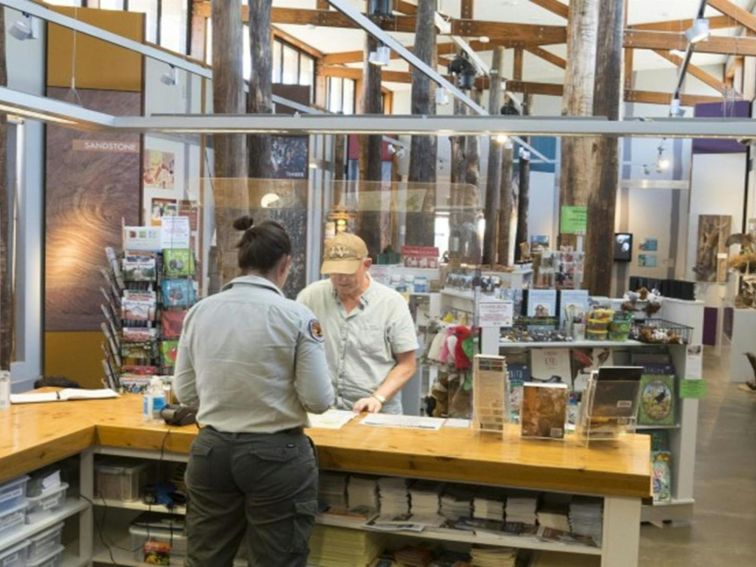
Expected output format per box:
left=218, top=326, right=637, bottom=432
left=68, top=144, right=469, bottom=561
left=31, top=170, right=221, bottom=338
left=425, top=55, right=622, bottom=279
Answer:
left=353, top=396, right=383, bottom=413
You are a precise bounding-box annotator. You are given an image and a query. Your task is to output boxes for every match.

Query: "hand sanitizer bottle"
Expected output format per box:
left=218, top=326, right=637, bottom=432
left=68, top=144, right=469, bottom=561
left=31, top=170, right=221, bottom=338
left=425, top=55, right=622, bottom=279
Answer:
left=143, top=376, right=167, bottom=422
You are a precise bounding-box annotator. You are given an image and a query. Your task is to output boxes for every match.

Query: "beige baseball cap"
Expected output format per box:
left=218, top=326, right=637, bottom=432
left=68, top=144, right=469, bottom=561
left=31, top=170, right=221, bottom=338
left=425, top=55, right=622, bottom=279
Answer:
left=321, top=232, right=368, bottom=275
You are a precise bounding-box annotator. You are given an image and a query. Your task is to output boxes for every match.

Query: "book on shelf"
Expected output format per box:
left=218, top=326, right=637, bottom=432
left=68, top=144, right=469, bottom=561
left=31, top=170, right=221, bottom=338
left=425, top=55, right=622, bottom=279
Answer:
left=160, top=340, right=179, bottom=369
left=11, top=388, right=118, bottom=404
left=161, top=279, right=196, bottom=308
left=525, top=289, right=558, bottom=318
left=638, top=374, right=676, bottom=426
left=572, top=347, right=614, bottom=392
left=530, top=348, right=571, bottom=384
left=652, top=451, right=672, bottom=504
left=122, top=252, right=158, bottom=282
left=520, top=382, right=568, bottom=440
left=559, top=289, right=591, bottom=326
left=506, top=361, right=529, bottom=423
left=163, top=248, right=195, bottom=278
left=161, top=309, right=188, bottom=339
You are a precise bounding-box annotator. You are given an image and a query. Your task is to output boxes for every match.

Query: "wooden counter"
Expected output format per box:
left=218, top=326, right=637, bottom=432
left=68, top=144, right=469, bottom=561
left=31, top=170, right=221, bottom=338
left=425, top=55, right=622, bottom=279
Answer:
left=0, top=394, right=651, bottom=499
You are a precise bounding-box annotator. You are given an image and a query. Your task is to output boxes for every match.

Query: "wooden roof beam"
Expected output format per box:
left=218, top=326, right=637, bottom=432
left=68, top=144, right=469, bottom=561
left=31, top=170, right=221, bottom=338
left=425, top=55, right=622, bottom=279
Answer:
left=629, top=14, right=735, bottom=32
left=652, top=49, right=735, bottom=96
left=526, top=46, right=566, bottom=69
left=529, top=0, right=569, bottom=19
left=624, top=29, right=756, bottom=57
left=707, top=0, right=756, bottom=34
left=625, top=90, right=726, bottom=106
left=394, top=1, right=418, bottom=16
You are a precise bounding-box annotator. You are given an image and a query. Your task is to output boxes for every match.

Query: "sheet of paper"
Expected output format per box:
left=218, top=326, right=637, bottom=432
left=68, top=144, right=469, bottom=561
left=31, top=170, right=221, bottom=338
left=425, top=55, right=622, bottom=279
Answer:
left=360, top=413, right=445, bottom=431
left=307, top=409, right=357, bottom=430
left=443, top=418, right=471, bottom=429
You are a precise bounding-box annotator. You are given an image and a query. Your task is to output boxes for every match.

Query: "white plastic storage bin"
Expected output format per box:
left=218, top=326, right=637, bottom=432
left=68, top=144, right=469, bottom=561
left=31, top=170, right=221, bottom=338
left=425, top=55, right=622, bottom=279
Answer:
left=26, top=522, right=64, bottom=563
left=26, top=483, right=68, bottom=522
left=129, top=525, right=188, bottom=560
left=0, top=477, right=28, bottom=514
left=0, top=502, right=27, bottom=537
left=25, top=544, right=63, bottom=567
left=26, top=470, right=62, bottom=498
left=0, top=540, right=29, bottom=567
left=95, top=461, right=149, bottom=501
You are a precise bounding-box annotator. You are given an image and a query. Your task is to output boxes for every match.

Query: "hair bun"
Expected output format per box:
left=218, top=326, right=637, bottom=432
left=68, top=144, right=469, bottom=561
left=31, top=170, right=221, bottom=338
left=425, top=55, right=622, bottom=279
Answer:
left=233, top=215, right=255, bottom=231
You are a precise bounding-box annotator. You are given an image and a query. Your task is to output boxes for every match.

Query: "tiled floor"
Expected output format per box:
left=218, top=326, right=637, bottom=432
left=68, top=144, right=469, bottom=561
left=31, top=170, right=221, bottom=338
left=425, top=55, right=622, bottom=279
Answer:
left=639, top=350, right=756, bottom=566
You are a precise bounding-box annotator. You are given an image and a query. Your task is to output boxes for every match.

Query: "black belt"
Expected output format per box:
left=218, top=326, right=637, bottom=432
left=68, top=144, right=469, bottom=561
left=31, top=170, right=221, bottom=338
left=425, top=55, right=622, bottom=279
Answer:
left=204, top=425, right=304, bottom=438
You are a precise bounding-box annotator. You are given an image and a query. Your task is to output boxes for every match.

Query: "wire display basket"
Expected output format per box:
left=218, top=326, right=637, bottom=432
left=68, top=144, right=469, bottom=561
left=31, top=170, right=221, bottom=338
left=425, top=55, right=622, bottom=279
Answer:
left=631, top=319, right=693, bottom=345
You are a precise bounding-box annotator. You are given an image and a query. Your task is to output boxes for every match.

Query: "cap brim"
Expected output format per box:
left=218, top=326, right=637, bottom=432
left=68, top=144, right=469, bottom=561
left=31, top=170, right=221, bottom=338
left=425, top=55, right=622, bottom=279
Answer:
left=321, top=258, right=362, bottom=275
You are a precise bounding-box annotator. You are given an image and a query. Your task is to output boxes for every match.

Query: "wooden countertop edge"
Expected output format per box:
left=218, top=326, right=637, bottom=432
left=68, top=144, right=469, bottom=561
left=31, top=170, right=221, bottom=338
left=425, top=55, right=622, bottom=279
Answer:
left=92, top=424, right=651, bottom=499
left=0, top=426, right=97, bottom=484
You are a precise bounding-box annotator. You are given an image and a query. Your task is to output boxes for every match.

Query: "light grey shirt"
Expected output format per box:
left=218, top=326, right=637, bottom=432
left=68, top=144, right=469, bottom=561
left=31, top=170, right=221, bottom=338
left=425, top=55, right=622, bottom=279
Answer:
left=297, top=276, right=418, bottom=414
left=174, top=275, right=334, bottom=433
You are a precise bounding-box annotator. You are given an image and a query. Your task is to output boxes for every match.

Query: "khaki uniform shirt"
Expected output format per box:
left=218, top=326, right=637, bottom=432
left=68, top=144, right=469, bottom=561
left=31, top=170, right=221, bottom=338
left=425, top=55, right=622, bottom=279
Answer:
left=175, top=275, right=334, bottom=433
left=297, top=277, right=418, bottom=414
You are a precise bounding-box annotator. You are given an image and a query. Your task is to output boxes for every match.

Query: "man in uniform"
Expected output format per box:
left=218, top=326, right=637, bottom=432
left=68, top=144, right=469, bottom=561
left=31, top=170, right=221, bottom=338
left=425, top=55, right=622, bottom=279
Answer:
left=297, top=233, right=418, bottom=414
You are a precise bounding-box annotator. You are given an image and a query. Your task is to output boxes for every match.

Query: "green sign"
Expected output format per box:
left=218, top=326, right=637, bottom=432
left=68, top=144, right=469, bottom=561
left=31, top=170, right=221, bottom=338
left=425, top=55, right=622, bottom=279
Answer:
left=680, top=379, right=708, bottom=399
left=560, top=206, right=588, bottom=234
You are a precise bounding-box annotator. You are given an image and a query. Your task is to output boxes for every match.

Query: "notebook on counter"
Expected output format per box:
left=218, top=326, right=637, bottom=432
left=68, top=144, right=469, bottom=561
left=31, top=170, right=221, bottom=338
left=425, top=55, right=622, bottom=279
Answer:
left=10, top=388, right=119, bottom=404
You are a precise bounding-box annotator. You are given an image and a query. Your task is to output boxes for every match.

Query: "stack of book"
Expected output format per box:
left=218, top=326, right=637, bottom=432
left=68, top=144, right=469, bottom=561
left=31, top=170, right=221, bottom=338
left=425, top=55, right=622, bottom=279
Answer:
left=347, top=476, right=379, bottom=514
left=318, top=472, right=348, bottom=513
left=473, top=488, right=506, bottom=521
left=568, top=497, right=603, bottom=546
left=536, top=494, right=571, bottom=531
left=408, top=480, right=443, bottom=524
left=504, top=491, right=538, bottom=525
left=377, top=477, right=409, bottom=518
left=469, top=545, right=518, bottom=567
left=307, top=525, right=384, bottom=567
left=440, top=484, right=475, bottom=521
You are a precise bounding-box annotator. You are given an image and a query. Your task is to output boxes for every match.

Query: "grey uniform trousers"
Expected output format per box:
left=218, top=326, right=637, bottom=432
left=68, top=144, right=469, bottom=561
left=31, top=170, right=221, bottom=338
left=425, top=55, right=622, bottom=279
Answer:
left=185, top=426, right=318, bottom=567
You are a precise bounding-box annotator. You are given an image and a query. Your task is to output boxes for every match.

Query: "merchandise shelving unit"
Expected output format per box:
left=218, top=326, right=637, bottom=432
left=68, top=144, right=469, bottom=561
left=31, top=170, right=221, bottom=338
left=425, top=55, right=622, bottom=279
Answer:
left=472, top=295, right=703, bottom=525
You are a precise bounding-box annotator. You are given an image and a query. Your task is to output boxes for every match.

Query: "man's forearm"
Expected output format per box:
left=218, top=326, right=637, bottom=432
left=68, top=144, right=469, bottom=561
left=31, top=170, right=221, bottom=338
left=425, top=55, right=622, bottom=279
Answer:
left=374, top=353, right=417, bottom=401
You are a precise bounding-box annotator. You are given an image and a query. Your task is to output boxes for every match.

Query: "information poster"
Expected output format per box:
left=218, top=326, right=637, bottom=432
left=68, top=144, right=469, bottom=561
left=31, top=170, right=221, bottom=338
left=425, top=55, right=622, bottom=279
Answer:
left=479, top=300, right=514, bottom=328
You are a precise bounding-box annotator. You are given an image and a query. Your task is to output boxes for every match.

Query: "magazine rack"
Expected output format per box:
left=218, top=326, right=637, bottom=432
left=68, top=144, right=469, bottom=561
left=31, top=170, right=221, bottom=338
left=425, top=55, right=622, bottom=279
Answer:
left=576, top=376, right=640, bottom=447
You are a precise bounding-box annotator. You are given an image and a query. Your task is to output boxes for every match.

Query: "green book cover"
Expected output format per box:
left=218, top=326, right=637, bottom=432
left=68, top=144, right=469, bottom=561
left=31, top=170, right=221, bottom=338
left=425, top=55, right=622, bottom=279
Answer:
left=163, top=249, right=195, bottom=278
left=160, top=340, right=179, bottom=369
left=638, top=374, right=675, bottom=426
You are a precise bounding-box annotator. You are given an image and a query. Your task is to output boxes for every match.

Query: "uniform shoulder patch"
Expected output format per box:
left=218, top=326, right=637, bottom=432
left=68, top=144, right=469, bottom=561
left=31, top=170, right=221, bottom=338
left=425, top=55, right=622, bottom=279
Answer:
left=308, top=319, right=324, bottom=342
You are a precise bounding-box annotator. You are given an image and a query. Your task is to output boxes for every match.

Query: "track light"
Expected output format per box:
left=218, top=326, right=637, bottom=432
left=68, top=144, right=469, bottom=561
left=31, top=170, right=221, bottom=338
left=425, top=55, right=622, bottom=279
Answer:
left=9, top=13, right=39, bottom=41
left=685, top=18, right=710, bottom=44
left=160, top=65, right=178, bottom=86
left=495, top=134, right=510, bottom=145
left=669, top=97, right=685, bottom=118
left=368, top=45, right=391, bottom=66
left=435, top=86, right=449, bottom=105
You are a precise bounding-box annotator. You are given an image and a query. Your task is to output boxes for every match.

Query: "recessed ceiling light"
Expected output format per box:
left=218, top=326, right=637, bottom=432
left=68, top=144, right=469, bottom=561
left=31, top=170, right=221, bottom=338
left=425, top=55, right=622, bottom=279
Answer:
left=478, top=36, right=490, bottom=44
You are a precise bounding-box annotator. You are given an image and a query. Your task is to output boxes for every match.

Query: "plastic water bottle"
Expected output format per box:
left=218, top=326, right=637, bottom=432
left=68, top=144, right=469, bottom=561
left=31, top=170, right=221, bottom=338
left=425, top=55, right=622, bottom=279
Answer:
left=143, top=376, right=166, bottom=422
left=0, top=370, right=10, bottom=410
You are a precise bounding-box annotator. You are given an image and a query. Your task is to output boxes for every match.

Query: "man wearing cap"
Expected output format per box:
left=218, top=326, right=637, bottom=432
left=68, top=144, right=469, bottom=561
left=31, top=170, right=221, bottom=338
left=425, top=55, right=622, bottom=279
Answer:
left=297, top=233, right=418, bottom=414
